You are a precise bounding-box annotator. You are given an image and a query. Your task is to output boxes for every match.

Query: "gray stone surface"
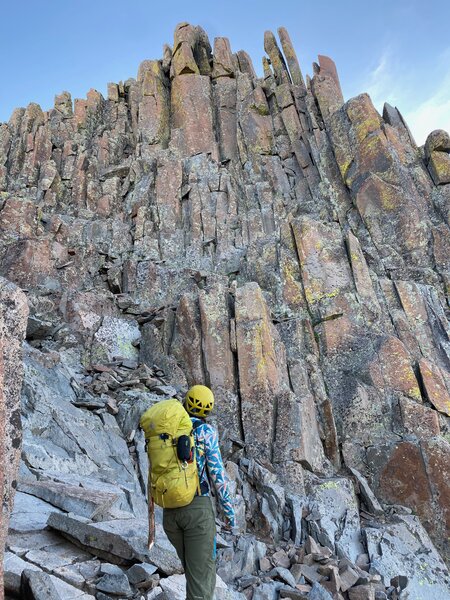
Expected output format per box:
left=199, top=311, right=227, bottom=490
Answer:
left=46, top=512, right=182, bottom=574
left=20, top=346, right=147, bottom=518
left=17, top=478, right=119, bottom=520
left=158, top=573, right=244, bottom=600
left=4, top=552, right=95, bottom=599
left=145, top=588, right=166, bottom=600
left=6, top=530, right=62, bottom=554
left=252, top=581, right=283, bottom=600
left=92, top=316, right=141, bottom=363
left=364, top=515, right=450, bottom=600
left=47, top=512, right=149, bottom=563
left=217, top=534, right=266, bottom=583
left=268, top=566, right=297, bottom=588
left=309, top=583, right=334, bottom=600
left=4, top=552, right=41, bottom=594
left=9, top=492, right=63, bottom=532
left=24, top=541, right=91, bottom=571
left=279, top=587, right=309, bottom=599
left=116, top=390, right=159, bottom=439
left=286, top=494, right=303, bottom=546
left=100, top=563, right=124, bottom=576
left=349, top=468, right=384, bottom=515
left=145, top=588, right=166, bottom=599
left=21, top=569, right=62, bottom=600
left=305, top=477, right=364, bottom=562
left=96, top=572, right=132, bottom=596
left=127, top=562, right=158, bottom=584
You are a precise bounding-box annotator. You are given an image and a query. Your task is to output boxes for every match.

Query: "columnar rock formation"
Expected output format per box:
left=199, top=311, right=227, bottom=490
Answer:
left=0, top=280, right=28, bottom=599
left=1, top=22, right=450, bottom=599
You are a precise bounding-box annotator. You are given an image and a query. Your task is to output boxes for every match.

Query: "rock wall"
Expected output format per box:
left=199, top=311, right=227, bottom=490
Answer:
left=0, top=279, right=28, bottom=598
left=1, top=21, right=450, bottom=596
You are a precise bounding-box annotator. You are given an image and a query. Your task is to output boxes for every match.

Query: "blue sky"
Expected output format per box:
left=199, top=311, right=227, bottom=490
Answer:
left=1, top=0, right=449, bottom=144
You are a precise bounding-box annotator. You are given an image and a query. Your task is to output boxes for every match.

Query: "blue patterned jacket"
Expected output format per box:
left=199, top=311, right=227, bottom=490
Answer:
left=191, top=417, right=235, bottom=526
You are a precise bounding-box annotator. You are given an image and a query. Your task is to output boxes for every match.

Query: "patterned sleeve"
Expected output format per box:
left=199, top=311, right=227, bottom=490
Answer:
left=204, top=425, right=236, bottom=527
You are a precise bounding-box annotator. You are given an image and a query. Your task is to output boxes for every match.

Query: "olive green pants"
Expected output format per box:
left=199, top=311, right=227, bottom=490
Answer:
left=163, top=496, right=216, bottom=600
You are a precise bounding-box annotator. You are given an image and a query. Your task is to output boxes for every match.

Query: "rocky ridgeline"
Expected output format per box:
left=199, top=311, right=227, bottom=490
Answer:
left=1, top=21, right=450, bottom=600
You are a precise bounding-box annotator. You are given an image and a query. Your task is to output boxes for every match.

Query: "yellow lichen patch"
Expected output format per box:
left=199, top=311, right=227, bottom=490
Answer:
left=419, top=358, right=450, bottom=416
left=379, top=188, right=397, bottom=211
left=314, top=239, right=324, bottom=252
left=407, top=385, right=423, bottom=402
left=346, top=94, right=381, bottom=143
left=305, top=282, right=339, bottom=306
left=429, top=151, right=450, bottom=183
left=281, top=259, right=304, bottom=309
left=334, top=148, right=353, bottom=181
left=353, top=115, right=381, bottom=144
left=357, top=132, right=393, bottom=179
left=319, top=480, right=340, bottom=489
left=376, top=337, right=422, bottom=400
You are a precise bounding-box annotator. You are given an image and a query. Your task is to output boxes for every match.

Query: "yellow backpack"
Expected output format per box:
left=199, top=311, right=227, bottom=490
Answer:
left=140, top=398, right=200, bottom=508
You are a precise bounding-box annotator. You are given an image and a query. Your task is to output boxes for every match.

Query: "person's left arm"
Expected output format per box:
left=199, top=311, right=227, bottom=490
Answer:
left=204, top=425, right=236, bottom=527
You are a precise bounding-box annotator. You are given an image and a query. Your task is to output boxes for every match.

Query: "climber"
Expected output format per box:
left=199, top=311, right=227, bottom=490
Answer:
left=163, top=384, right=235, bottom=600
left=141, top=384, right=235, bottom=600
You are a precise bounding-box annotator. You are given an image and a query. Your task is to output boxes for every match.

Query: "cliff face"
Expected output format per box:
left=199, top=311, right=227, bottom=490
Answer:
left=1, top=22, right=450, bottom=597
left=0, top=280, right=28, bottom=598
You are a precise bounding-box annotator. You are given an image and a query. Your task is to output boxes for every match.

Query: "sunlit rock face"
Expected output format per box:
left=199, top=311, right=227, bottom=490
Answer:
left=1, top=22, right=450, bottom=596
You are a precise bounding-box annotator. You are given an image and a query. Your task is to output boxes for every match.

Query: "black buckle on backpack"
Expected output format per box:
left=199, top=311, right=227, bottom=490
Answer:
left=159, top=433, right=170, bottom=441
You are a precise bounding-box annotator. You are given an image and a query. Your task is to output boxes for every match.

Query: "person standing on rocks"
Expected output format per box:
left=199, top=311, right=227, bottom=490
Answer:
left=164, top=384, right=235, bottom=600
left=142, top=384, right=235, bottom=600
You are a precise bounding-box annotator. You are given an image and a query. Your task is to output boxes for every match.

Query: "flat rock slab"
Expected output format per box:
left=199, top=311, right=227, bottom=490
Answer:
left=46, top=513, right=182, bottom=575
left=7, top=530, right=62, bottom=554
left=94, top=520, right=182, bottom=574
left=25, top=540, right=92, bottom=571
left=47, top=512, right=149, bottom=563
left=9, top=492, right=63, bottom=533
left=38, top=473, right=142, bottom=520
left=4, top=552, right=95, bottom=599
left=20, top=350, right=147, bottom=520
left=364, top=515, right=450, bottom=599
left=18, top=478, right=119, bottom=519
left=21, top=569, right=62, bottom=600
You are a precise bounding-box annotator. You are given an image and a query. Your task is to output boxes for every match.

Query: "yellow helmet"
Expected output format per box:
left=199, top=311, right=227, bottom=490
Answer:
left=185, top=385, right=214, bottom=418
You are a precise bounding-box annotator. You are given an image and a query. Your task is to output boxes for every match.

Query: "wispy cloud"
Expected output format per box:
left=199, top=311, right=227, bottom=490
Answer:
left=404, top=69, right=450, bottom=146
left=363, top=47, right=405, bottom=109
left=358, top=46, right=450, bottom=145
